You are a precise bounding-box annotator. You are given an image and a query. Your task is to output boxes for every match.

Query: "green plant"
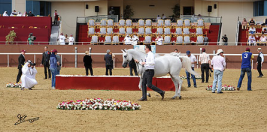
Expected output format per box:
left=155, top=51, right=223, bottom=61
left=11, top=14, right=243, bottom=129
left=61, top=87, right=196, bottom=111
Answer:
left=123, top=5, right=134, bottom=19
left=5, top=30, right=16, bottom=44
left=172, top=4, right=180, bottom=19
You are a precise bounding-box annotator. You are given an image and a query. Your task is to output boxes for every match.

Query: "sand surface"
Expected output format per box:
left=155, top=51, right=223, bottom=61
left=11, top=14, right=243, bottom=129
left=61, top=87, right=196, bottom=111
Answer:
left=0, top=67, right=267, bottom=132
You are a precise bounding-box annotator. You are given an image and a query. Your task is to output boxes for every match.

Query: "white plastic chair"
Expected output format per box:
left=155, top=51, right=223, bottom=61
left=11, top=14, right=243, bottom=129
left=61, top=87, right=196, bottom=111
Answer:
left=105, top=36, right=112, bottom=44
left=164, top=36, right=171, bottom=44
left=107, top=19, right=113, bottom=26
left=183, top=28, right=190, bottom=34
left=184, top=36, right=190, bottom=44
left=138, top=19, right=144, bottom=26
left=112, top=36, right=119, bottom=44
left=119, top=19, right=125, bottom=26
left=144, top=36, right=151, bottom=44
left=158, top=19, right=164, bottom=26
left=88, top=28, right=95, bottom=35
left=197, top=36, right=204, bottom=44
left=145, top=19, right=152, bottom=26
left=126, top=19, right=132, bottom=26
left=138, top=28, right=144, bottom=34
left=165, top=19, right=171, bottom=26
left=119, top=28, right=125, bottom=34
left=100, top=20, right=106, bottom=26
left=91, top=36, right=98, bottom=44
left=164, top=28, right=171, bottom=35
left=157, top=28, right=163, bottom=34
left=184, top=19, right=190, bottom=26
left=176, top=28, right=182, bottom=35
left=88, top=19, right=95, bottom=26
left=145, top=27, right=152, bottom=34
left=107, top=28, right=113, bottom=34
left=100, top=28, right=106, bottom=34
left=177, top=19, right=183, bottom=26
left=196, top=28, right=203, bottom=35
left=198, top=19, right=204, bottom=26
left=126, top=28, right=133, bottom=34
left=176, top=36, right=183, bottom=44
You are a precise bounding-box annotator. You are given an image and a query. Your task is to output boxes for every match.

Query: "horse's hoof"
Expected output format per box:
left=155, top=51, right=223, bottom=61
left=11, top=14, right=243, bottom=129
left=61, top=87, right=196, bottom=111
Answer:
left=147, top=93, right=151, bottom=97
left=179, top=96, right=182, bottom=99
left=171, top=96, right=177, bottom=99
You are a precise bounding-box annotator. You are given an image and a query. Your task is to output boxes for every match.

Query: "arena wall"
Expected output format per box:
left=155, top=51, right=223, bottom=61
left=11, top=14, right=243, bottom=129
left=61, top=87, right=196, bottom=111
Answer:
left=0, top=45, right=266, bottom=69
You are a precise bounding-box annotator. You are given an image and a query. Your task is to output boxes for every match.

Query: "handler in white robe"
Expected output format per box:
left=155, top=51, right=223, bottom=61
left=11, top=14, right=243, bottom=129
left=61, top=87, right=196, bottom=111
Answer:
left=21, top=62, right=38, bottom=90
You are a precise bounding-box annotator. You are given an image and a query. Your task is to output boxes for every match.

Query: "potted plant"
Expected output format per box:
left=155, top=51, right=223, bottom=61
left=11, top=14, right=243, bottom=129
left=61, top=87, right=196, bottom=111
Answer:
left=123, top=5, right=134, bottom=19
left=6, top=30, right=16, bottom=44
left=171, top=4, right=180, bottom=21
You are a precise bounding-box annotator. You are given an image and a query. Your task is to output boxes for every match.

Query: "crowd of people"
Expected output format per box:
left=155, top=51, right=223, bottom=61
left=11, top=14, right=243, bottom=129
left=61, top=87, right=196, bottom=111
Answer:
left=58, top=33, right=75, bottom=45
left=2, top=10, right=35, bottom=17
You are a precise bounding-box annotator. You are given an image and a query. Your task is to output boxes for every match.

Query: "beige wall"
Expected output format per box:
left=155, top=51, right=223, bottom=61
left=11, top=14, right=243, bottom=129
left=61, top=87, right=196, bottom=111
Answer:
left=108, top=0, right=124, bottom=16
left=194, top=0, right=219, bottom=17
left=180, top=0, right=194, bottom=15
left=85, top=0, right=108, bottom=16
left=123, top=0, right=180, bottom=18
left=51, top=2, right=85, bottom=37
left=12, top=0, right=26, bottom=13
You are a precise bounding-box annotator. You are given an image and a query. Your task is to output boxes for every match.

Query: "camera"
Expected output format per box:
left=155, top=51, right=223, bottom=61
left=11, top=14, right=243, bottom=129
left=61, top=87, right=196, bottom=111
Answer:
left=30, top=62, right=36, bottom=66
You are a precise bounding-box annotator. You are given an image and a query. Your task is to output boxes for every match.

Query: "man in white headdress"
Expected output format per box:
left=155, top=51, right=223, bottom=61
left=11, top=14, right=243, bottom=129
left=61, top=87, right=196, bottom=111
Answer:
left=17, top=12, right=22, bottom=16
left=58, top=33, right=66, bottom=45
left=124, top=34, right=132, bottom=45
left=155, top=35, right=164, bottom=45
left=21, top=60, right=38, bottom=90
left=132, top=34, right=139, bottom=45
left=68, top=34, right=75, bottom=45
left=3, top=11, right=8, bottom=16
left=10, top=10, right=17, bottom=16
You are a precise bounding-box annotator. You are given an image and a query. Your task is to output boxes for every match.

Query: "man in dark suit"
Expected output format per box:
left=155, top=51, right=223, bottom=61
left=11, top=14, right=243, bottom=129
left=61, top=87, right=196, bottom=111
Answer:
left=41, top=46, right=51, bottom=79
left=129, top=59, right=138, bottom=76
left=104, top=49, right=113, bottom=75
left=83, top=50, right=93, bottom=76
left=16, top=50, right=26, bottom=83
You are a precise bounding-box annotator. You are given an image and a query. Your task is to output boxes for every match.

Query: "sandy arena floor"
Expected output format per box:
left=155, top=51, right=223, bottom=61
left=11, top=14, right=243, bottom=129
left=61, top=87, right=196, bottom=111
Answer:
left=0, top=67, right=267, bottom=132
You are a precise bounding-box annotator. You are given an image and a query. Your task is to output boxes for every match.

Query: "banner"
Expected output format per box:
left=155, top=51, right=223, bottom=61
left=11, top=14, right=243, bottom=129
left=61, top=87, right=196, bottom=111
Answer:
left=133, top=45, right=156, bottom=54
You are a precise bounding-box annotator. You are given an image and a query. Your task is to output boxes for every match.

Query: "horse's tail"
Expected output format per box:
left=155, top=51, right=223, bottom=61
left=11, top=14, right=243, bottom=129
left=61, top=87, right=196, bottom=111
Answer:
left=179, top=56, right=199, bottom=76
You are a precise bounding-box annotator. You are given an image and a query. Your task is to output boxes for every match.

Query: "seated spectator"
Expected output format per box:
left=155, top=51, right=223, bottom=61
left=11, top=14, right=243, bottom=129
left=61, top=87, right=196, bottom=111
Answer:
left=249, top=26, right=256, bottom=34
left=3, top=11, right=8, bottom=16
left=17, top=12, right=22, bottom=16
left=262, top=28, right=267, bottom=34
left=156, top=15, right=161, bottom=21
left=248, top=35, right=256, bottom=46
left=259, top=34, right=266, bottom=42
left=204, top=35, right=209, bottom=45
left=23, top=12, right=27, bottom=16
left=155, top=35, right=164, bottom=45
left=10, top=10, right=17, bottom=16
left=124, top=35, right=132, bottom=45
left=222, top=34, right=228, bottom=45
left=242, top=18, right=248, bottom=30
left=162, top=14, right=166, bottom=20
left=132, top=35, right=139, bottom=45
left=28, top=11, right=35, bottom=17
left=249, top=18, right=255, bottom=26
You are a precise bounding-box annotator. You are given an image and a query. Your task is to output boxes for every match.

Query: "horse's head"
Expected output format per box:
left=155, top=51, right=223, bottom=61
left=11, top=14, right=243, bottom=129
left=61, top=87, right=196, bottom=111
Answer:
left=121, top=49, right=133, bottom=68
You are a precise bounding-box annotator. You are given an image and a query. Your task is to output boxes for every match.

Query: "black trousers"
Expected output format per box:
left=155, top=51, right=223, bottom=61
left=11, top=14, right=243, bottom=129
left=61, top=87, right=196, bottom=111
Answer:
left=130, top=66, right=138, bottom=76
left=201, top=63, right=209, bottom=82
left=16, top=68, right=22, bottom=83
left=142, top=70, right=164, bottom=99
left=257, top=63, right=263, bottom=76
left=44, top=65, right=51, bottom=79
left=85, top=67, right=93, bottom=76
left=106, top=65, right=112, bottom=75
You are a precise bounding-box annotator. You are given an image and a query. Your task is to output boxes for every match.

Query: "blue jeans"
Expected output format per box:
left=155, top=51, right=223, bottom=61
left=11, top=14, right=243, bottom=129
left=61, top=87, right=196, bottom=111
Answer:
left=186, top=67, right=196, bottom=87
left=212, top=70, right=224, bottom=92
left=237, top=68, right=252, bottom=90
left=50, top=68, right=57, bottom=87
left=57, top=70, right=60, bottom=75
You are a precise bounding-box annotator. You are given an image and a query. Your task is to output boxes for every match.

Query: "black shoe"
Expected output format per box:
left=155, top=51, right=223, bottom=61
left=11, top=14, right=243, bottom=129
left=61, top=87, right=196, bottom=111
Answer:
left=237, top=87, right=240, bottom=91
left=247, top=89, right=252, bottom=91
left=212, top=91, right=215, bottom=93
left=44, top=78, right=47, bottom=80
left=29, top=88, right=32, bottom=90
left=217, top=91, right=223, bottom=94
left=160, top=91, right=165, bottom=100
left=188, top=86, right=191, bottom=88
left=194, top=86, right=197, bottom=88
left=138, top=98, right=147, bottom=101
left=257, top=76, right=262, bottom=78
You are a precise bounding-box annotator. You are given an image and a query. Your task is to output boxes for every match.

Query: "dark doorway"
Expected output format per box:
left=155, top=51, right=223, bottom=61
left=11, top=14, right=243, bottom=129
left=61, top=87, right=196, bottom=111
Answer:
left=183, top=7, right=194, bottom=15
left=109, top=6, right=120, bottom=21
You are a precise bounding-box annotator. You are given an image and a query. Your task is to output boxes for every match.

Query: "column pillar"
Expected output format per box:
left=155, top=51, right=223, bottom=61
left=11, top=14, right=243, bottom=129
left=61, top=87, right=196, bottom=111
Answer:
left=12, top=0, right=26, bottom=13
left=264, top=0, right=267, bottom=16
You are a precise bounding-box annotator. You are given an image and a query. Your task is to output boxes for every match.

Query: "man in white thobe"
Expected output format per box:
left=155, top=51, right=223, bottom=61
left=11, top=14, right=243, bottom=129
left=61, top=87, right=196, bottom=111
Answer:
left=21, top=61, right=38, bottom=90
left=124, top=35, right=132, bottom=45
left=68, top=34, right=75, bottom=45
left=155, top=35, right=164, bottom=45
left=58, top=33, right=66, bottom=45
left=132, top=35, right=139, bottom=45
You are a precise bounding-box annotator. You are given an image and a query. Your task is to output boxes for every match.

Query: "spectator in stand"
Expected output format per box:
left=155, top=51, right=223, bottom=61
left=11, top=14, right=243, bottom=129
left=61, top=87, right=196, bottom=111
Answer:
left=162, top=14, right=166, bottom=20
left=10, top=10, right=17, bottom=16
left=68, top=34, right=75, bottom=45
left=248, top=34, right=256, bottom=46
left=186, top=51, right=197, bottom=88
left=249, top=26, right=256, bottom=34
left=3, top=11, right=8, bottom=16
left=28, top=11, right=34, bottom=17
left=23, top=12, right=27, bottom=17
left=16, top=50, right=26, bottom=83
left=17, top=12, right=22, bottom=16
left=65, top=34, right=69, bottom=45
left=204, top=35, right=209, bottom=45
left=50, top=49, right=58, bottom=89
left=83, top=50, right=93, bottom=76
left=199, top=48, right=211, bottom=83
left=129, top=59, right=138, bottom=76
left=210, top=49, right=226, bottom=94
left=249, top=18, right=255, bottom=26
left=124, top=35, right=132, bottom=45
left=58, top=33, right=66, bottom=45
left=41, top=46, right=51, bottom=79
left=242, top=18, right=248, bottom=30
left=237, top=48, right=254, bottom=91
left=132, top=34, right=139, bottom=45
left=104, top=49, right=113, bottom=75
left=155, top=35, right=164, bottom=45
left=259, top=34, right=266, bottom=44
left=55, top=50, right=61, bottom=75
left=262, top=28, right=267, bottom=34
left=54, top=10, right=59, bottom=25
left=222, top=34, right=228, bottom=45
left=156, top=15, right=161, bottom=21
left=257, top=48, right=264, bottom=78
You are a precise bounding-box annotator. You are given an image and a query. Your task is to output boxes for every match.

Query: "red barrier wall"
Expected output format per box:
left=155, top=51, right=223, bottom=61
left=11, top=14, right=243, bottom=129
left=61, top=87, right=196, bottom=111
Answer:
left=0, top=45, right=266, bottom=69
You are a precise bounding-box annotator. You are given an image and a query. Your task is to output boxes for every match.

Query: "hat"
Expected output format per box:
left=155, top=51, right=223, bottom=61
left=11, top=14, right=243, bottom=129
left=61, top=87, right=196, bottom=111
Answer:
left=21, top=50, right=26, bottom=53
left=107, top=49, right=110, bottom=53
left=216, top=49, right=224, bottom=54
left=258, top=48, right=262, bottom=50
left=245, top=48, right=250, bottom=51
left=202, top=48, right=205, bottom=52
left=186, top=51, right=190, bottom=55
left=85, top=51, right=89, bottom=55
left=52, top=49, right=58, bottom=53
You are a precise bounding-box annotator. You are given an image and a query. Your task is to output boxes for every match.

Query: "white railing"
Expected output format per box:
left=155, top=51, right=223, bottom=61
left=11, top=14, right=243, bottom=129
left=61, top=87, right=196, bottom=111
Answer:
left=0, top=53, right=265, bottom=69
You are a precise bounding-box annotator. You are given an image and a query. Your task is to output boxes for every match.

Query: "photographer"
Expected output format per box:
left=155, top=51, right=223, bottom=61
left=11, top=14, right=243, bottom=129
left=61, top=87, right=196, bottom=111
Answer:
left=27, top=33, right=36, bottom=45
left=222, top=34, right=228, bottom=45
left=21, top=60, right=38, bottom=90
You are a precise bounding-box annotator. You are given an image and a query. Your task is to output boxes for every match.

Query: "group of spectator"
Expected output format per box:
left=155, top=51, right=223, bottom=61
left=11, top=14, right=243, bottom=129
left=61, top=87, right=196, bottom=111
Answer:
left=156, top=14, right=166, bottom=21
left=58, top=33, right=75, bottom=45
left=2, top=10, right=35, bottom=17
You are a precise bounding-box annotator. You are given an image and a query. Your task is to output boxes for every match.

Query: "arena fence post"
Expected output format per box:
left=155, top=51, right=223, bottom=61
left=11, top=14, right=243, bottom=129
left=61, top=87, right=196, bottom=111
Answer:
left=75, top=47, right=78, bottom=68
left=34, top=54, right=36, bottom=63
left=61, top=55, right=63, bottom=67
left=7, top=54, right=9, bottom=67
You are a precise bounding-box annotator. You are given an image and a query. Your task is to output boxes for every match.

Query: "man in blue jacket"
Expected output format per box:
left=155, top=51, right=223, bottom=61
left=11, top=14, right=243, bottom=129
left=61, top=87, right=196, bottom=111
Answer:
left=50, top=49, right=58, bottom=89
left=237, top=48, right=254, bottom=91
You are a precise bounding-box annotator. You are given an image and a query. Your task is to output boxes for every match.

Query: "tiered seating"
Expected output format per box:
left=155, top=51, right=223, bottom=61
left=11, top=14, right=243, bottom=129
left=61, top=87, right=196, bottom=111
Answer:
left=238, top=24, right=267, bottom=46
left=77, top=19, right=213, bottom=45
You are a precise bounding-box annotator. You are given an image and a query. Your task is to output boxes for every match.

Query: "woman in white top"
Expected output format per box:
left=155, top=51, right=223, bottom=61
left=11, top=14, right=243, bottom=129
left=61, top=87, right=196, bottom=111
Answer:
left=21, top=61, right=38, bottom=90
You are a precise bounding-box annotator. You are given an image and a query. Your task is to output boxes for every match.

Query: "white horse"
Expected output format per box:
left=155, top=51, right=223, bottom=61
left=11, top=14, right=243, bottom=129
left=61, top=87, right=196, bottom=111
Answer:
left=122, top=49, right=198, bottom=99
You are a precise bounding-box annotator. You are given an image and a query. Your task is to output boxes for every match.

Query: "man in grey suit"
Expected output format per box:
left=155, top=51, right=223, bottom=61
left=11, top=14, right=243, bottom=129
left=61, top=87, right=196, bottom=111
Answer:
left=104, top=49, right=113, bottom=75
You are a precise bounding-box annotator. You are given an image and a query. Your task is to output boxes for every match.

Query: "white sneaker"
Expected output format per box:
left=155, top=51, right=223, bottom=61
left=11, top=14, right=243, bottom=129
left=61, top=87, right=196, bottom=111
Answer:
left=52, top=87, right=55, bottom=89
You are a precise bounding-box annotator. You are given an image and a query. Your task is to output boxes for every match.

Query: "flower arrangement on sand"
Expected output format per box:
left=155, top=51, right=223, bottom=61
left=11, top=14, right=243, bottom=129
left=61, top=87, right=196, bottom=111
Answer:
left=57, top=98, right=141, bottom=111
left=206, top=85, right=236, bottom=91
left=6, top=82, right=22, bottom=88
left=179, top=75, right=201, bottom=79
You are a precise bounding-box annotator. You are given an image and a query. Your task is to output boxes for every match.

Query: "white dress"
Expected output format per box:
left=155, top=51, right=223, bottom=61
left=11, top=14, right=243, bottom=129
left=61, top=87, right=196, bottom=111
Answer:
left=58, top=35, right=66, bottom=45
left=68, top=37, right=74, bottom=45
left=21, top=63, right=38, bottom=89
